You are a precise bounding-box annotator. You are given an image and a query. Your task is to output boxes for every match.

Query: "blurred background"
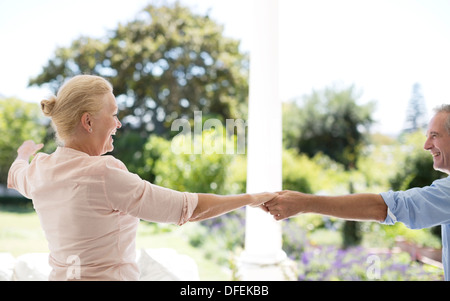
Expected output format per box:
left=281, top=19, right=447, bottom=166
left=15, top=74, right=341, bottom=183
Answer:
left=1, top=0, right=449, bottom=280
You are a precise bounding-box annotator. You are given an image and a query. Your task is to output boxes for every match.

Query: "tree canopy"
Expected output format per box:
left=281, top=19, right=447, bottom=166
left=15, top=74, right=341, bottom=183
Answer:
left=29, top=3, right=248, bottom=132
left=29, top=2, right=249, bottom=170
left=284, top=85, right=375, bottom=170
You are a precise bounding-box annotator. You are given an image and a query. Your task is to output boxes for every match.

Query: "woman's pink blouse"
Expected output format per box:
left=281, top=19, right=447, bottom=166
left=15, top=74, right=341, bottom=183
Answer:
left=7, top=147, right=198, bottom=280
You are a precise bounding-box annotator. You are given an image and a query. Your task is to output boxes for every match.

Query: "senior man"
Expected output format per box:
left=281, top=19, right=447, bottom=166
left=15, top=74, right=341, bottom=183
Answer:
left=265, top=104, right=450, bottom=280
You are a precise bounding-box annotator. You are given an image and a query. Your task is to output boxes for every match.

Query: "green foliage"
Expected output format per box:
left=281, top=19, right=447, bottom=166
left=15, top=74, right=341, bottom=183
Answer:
left=378, top=223, right=442, bottom=249
left=282, top=149, right=349, bottom=194
left=144, top=131, right=234, bottom=194
left=29, top=2, right=249, bottom=176
left=0, top=197, right=34, bottom=212
left=193, top=209, right=246, bottom=266
left=29, top=2, right=249, bottom=138
left=0, top=98, right=46, bottom=183
left=355, top=135, right=398, bottom=192
left=113, top=131, right=149, bottom=179
left=390, top=130, right=446, bottom=190
left=281, top=101, right=302, bottom=150
left=290, top=85, right=375, bottom=170
left=342, top=220, right=362, bottom=248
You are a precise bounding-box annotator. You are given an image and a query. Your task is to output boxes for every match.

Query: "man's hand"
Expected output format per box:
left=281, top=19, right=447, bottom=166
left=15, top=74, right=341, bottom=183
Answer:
left=264, top=190, right=310, bottom=220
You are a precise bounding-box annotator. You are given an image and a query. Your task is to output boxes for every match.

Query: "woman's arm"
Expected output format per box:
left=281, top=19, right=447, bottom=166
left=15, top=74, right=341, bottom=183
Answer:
left=7, top=140, right=44, bottom=197
left=189, top=192, right=276, bottom=222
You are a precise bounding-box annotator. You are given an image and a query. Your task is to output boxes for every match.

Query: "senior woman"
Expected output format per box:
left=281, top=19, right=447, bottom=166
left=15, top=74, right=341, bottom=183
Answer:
left=7, top=74, right=275, bottom=281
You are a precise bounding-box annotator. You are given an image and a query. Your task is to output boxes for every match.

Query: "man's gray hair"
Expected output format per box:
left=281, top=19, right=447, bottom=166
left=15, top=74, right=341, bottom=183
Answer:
left=434, top=104, right=450, bottom=134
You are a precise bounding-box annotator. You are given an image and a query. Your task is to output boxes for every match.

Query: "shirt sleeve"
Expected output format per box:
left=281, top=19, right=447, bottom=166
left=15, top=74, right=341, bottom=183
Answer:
left=102, top=157, right=198, bottom=226
left=380, top=176, right=450, bottom=229
left=7, top=159, right=32, bottom=199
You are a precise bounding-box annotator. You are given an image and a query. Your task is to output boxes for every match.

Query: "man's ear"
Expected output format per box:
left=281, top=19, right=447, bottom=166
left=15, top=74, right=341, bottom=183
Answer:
left=80, top=112, right=92, bottom=133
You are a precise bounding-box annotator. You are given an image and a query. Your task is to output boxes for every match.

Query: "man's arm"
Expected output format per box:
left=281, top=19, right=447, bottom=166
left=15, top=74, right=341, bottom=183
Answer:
left=265, top=190, right=388, bottom=222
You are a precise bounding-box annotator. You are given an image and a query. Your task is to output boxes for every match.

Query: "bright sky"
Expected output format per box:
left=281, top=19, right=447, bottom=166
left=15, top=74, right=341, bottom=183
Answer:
left=1, top=0, right=450, bottom=135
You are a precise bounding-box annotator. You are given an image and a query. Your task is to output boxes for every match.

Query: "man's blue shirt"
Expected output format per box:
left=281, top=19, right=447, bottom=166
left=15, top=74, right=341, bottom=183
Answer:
left=381, top=176, right=450, bottom=280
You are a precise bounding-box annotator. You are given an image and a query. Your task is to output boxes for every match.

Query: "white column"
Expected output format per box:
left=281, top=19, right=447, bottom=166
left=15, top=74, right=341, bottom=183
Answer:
left=238, top=0, right=288, bottom=280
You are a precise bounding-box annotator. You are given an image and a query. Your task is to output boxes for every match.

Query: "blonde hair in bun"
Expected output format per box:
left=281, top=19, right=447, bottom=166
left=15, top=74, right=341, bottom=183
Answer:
left=40, top=75, right=113, bottom=144
left=41, top=96, right=57, bottom=117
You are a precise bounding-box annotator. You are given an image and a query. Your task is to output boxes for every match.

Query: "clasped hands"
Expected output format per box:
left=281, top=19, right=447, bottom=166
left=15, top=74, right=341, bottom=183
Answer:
left=259, top=190, right=308, bottom=221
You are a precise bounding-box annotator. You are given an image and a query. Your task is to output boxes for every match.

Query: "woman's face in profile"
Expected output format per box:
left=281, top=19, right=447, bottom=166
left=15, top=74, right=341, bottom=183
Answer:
left=91, top=92, right=122, bottom=155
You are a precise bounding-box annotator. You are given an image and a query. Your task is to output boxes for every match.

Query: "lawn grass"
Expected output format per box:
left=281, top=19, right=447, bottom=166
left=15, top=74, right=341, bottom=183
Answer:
left=0, top=206, right=48, bottom=257
left=0, top=206, right=230, bottom=280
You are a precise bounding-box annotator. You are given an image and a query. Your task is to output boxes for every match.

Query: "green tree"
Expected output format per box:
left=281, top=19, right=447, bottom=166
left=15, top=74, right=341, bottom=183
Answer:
left=390, top=130, right=445, bottom=190
left=295, top=85, right=375, bottom=170
left=281, top=101, right=303, bottom=150
left=28, top=2, right=249, bottom=173
left=0, top=98, right=46, bottom=184
left=402, top=83, right=427, bottom=134
left=143, top=131, right=233, bottom=194
left=29, top=2, right=249, bottom=135
left=292, top=85, right=375, bottom=248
